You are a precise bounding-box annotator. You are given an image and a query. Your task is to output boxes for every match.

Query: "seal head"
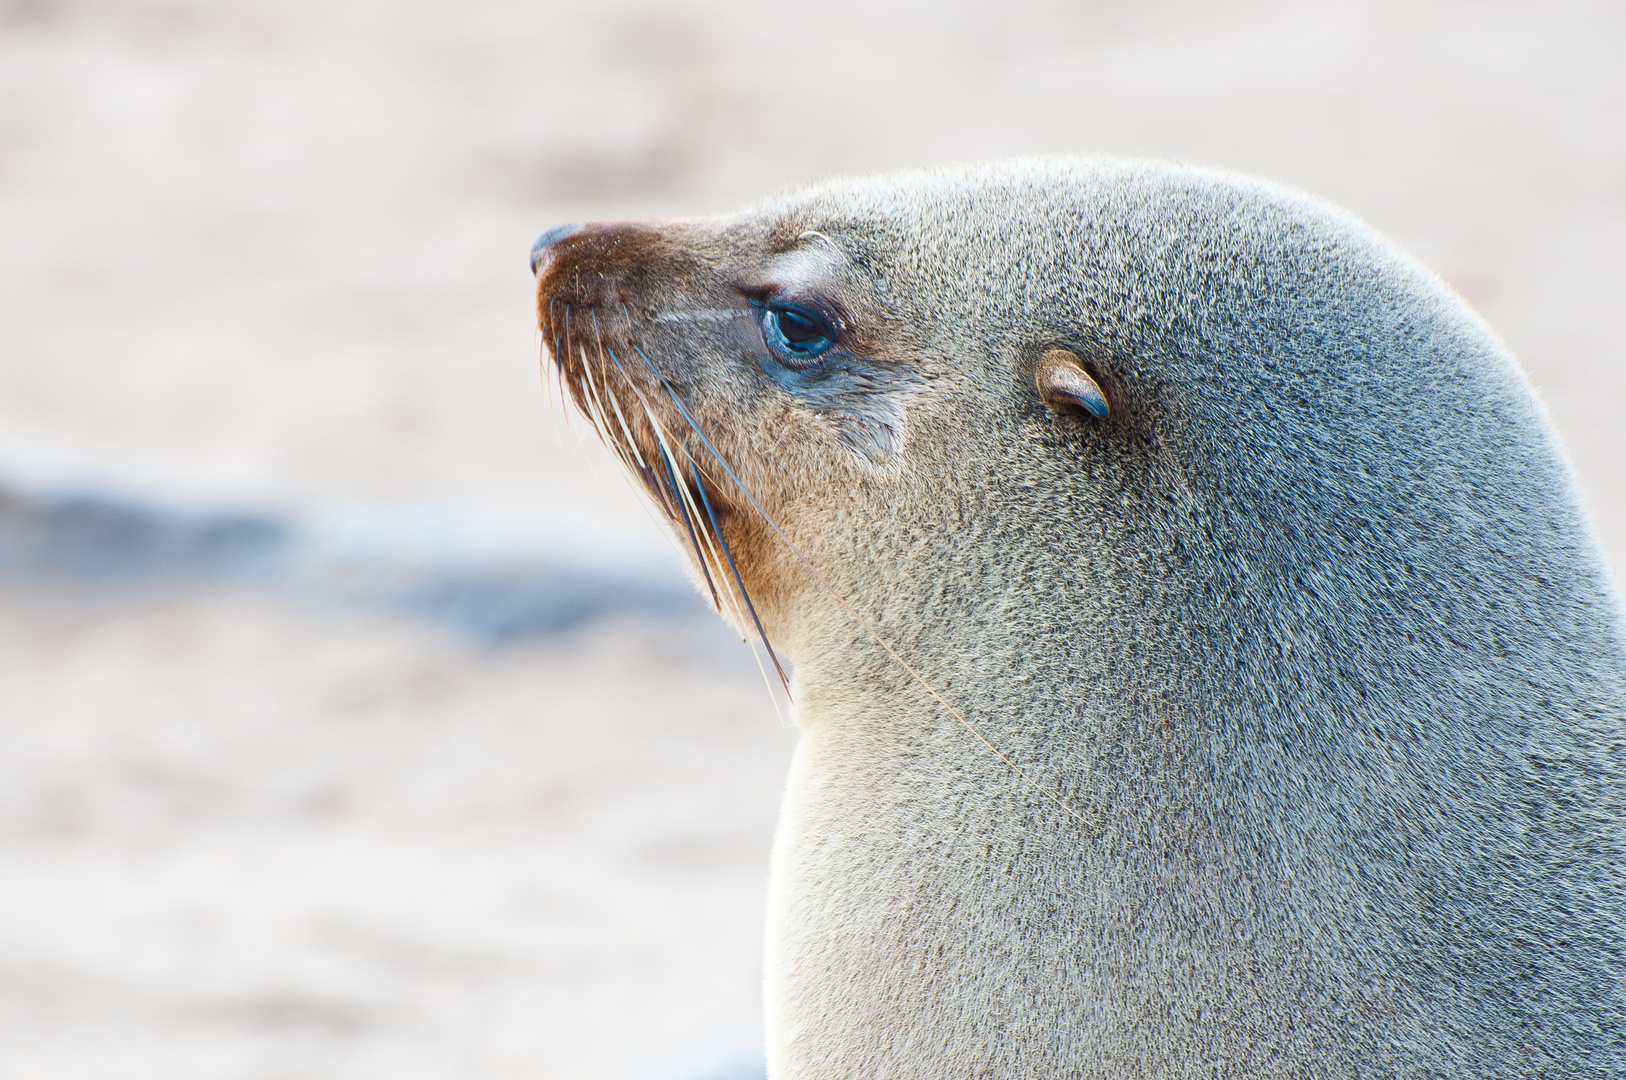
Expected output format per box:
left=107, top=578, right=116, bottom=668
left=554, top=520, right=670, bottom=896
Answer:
left=534, top=159, right=1626, bottom=1078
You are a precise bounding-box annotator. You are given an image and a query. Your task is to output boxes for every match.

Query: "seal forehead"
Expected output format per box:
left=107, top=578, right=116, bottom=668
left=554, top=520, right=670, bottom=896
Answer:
left=762, top=159, right=1420, bottom=350
left=762, top=157, right=1366, bottom=279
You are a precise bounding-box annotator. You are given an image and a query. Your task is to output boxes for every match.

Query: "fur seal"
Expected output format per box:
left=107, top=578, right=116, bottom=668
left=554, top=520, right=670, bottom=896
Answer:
left=531, top=159, right=1626, bottom=1077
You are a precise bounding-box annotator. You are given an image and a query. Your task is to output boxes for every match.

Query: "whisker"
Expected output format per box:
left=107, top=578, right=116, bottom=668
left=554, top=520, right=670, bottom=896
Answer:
left=596, top=378, right=679, bottom=531
left=650, top=309, right=746, bottom=324
left=556, top=305, right=593, bottom=455
left=611, top=343, right=751, bottom=634
left=561, top=316, right=741, bottom=657
left=545, top=300, right=575, bottom=458
left=627, top=390, right=784, bottom=723
left=691, top=456, right=791, bottom=697
left=608, top=405, right=712, bottom=583
left=598, top=336, right=793, bottom=702
left=589, top=312, right=662, bottom=477
left=561, top=311, right=702, bottom=582
left=652, top=429, right=723, bottom=613
left=536, top=301, right=556, bottom=421
left=575, top=343, right=621, bottom=456
left=654, top=448, right=785, bottom=721
left=576, top=342, right=612, bottom=434
left=580, top=356, right=650, bottom=498
left=709, top=570, right=790, bottom=727
left=626, top=342, right=1093, bottom=830
left=601, top=341, right=721, bottom=598
left=598, top=367, right=650, bottom=471
left=647, top=400, right=750, bottom=635
left=545, top=338, right=568, bottom=455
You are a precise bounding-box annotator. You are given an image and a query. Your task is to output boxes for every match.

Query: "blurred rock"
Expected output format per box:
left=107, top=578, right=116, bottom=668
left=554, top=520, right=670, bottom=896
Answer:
left=0, top=473, right=705, bottom=644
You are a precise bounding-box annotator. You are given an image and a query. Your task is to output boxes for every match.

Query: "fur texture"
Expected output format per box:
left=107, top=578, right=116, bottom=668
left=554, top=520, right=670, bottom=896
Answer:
left=535, top=158, right=1626, bottom=1077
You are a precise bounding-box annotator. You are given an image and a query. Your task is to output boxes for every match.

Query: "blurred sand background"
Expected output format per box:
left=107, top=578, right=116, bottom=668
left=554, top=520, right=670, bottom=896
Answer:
left=0, top=0, right=1622, bottom=1077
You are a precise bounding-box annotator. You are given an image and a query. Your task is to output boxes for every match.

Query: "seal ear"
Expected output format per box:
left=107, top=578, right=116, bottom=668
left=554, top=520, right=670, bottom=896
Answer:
left=1036, top=349, right=1109, bottom=420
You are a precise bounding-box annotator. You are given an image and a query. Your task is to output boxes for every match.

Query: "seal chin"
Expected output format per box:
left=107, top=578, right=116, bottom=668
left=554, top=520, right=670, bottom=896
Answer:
left=529, top=222, right=580, bottom=274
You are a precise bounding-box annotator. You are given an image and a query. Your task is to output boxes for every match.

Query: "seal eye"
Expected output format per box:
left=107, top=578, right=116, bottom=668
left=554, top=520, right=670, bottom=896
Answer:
left=774, top=308, right=824, bottom=345
left=761, top=303, right=836, bottom=365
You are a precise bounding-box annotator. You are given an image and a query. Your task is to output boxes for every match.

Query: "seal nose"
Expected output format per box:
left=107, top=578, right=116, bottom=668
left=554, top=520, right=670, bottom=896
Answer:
left=530, top=223, right=580, bottom=274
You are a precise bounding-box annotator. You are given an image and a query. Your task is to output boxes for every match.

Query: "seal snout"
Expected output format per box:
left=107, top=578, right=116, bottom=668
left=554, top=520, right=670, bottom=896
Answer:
left=530, top=222, right=581, bottom=274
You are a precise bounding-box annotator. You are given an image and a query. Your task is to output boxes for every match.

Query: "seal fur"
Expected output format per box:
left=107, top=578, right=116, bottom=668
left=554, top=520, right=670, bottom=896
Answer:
left=533, top=158, right=1626, bottom=1077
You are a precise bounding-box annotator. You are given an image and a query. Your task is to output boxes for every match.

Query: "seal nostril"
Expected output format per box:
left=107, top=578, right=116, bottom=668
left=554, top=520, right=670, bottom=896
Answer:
left=529, top=222, right=581, bottom=274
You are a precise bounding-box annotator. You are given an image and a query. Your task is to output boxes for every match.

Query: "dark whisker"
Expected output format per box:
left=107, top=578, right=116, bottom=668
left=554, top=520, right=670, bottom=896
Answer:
left=558, top=304, right=593, bottom=449
left=598, top=343, right=687, bottom=513
left=598, top=346, right=725, bottom=614
left=589, top=313, right=659, bottom=477
left=628, top=344, right=773, bottom=524
left=692, top=457, right=791, bottom=696
left=655, top=437, right=723, bottom=613
left=599, top=338, right=778, bottom=693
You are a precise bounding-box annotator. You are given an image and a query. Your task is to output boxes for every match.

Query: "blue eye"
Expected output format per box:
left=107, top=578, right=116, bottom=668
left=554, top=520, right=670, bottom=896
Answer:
left=761, top=304, right=835, bottom=365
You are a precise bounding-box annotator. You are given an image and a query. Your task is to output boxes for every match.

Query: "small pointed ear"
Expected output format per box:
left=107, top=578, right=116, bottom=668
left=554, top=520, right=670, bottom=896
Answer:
left=1035, top=349, right=1109, bottom=419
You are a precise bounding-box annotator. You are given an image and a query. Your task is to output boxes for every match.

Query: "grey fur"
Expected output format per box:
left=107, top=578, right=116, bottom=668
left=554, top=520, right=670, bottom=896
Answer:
left=537, top=158, right=1626, bottom=1078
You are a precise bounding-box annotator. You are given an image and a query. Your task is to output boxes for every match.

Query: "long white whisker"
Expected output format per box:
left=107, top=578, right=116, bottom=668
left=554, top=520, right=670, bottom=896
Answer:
left=596, top=339, right=791, bottom=698
left=545, top=343, right=568, bottom=456
left=556, top=306, right=599, bottom=468
left=600, top=375, right=651, bottom=472
left=687, top=451, right=791, bottom=695
left=608, top=348, right=738, bottom=617
left=556, top=310, right=722, bottom=605
left=646, top=406, right=725, bottom=614
left=588, top=313, right=656, bottom=479
left=576, top=343, right=620, bottom=456
left=638, top=384, right=735, bottom=616
left=628, top=388, right=781, bottom=719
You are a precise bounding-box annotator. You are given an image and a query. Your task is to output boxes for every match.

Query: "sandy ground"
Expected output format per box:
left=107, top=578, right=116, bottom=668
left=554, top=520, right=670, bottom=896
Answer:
left=0, top=0, right=1623, bottom=1077
left=0, top=590, right=790, bottom=1080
